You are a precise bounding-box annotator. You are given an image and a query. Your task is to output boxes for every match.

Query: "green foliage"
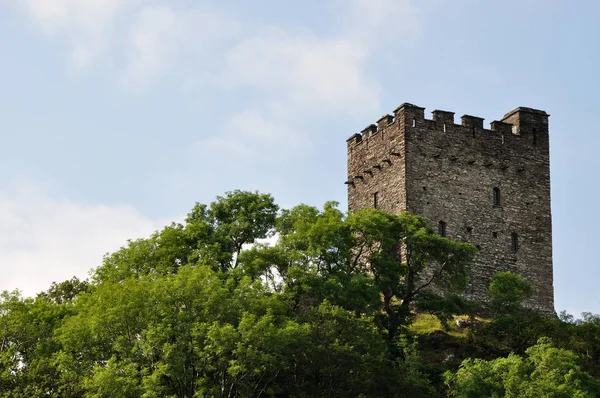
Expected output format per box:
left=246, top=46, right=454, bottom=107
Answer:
left=446, top=338, right=600, bottom=397
left=346, top=209, right=477, bottom=339
left=465, top=272, right=564, bottom=358
left=489, top=271, right=533, bottom=315
left=94, top=190, right=278, bottom=283
left=1, top=191, right=599, bottom=396
left=37, top=276, right=89, bottom=304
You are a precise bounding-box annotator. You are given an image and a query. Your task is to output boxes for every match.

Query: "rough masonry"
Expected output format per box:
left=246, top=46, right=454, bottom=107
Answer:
left=346, top=103, right=554, bottom=313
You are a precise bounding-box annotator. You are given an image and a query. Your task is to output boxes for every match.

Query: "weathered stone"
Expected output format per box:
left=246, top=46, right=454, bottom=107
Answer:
left=346, top=103, right=554, bottom=314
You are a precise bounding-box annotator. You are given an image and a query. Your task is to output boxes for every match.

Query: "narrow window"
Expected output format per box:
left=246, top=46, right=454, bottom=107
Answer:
left=493, top=187, right=501, bottom=206
left=511, top=232, right=519, bottom=253
left=532, top=128, right=537, bottom=146
left=412, top=118, right=416, bottom=127
left=438, top=221, right=447, bottom=237
left=373, top=192, right=379, bottom=209
left=443, top=123, right=447, bottom=133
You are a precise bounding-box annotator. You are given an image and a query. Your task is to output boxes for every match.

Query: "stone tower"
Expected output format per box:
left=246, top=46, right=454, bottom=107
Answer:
left=346, top=103, right=554, bottom=313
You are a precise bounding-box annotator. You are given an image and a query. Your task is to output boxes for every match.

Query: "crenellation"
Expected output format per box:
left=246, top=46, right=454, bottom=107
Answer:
left=461, top=115, right=484, bottom=129
left=377, top=114, right=395, bottom=127
left=361, top=124, right=378, bottom=138
left=432, top=110, right=455, bottom=124
left=347, top=101, right=554, bottom=314
left=394, top=103, right=425, bottom=126
left=490, top=120, right=512, bottom=134
left=346, top=133, right=362, bottom=145
left=501, top=107, right=549, bottom=136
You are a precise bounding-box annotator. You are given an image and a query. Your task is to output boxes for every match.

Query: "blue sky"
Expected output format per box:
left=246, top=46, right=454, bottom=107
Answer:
left=0, top=0, right=598, bottom=316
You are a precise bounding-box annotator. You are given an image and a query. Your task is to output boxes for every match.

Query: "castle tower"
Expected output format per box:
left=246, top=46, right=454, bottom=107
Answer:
left=346, top=103, right=554, bottom=313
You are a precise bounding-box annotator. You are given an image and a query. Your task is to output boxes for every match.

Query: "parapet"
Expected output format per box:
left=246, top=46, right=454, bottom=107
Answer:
left=346, top=133, right=362, bottom=145
left=377, top=114, right=394, bottom=128
left=346, top=124, right=379, bottom=145
left=490, top=120, right=512, bottom=135
left=461, top=115, right=484, bottom=129
left=347, top=102, right=549, bottom=147
left=503, top=107, right=549, bottom=119
left=361, top=124, right=377, bottom=138
left=502, top=106, right=549, bottom=135
left=432, top=110, right=455, bottom=124
left=394, top=103, right=425, bottom=123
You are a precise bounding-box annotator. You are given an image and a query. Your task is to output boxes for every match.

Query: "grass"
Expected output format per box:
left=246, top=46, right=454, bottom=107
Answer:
left=409, top=313, right=490, bottom=338
left=406, top=313, right=495, bottom=369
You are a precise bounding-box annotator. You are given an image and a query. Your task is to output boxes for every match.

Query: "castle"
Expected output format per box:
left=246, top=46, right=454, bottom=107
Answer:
left=346, top=103, right=554, bottom=313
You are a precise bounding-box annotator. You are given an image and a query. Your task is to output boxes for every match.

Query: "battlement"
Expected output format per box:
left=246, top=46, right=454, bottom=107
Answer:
left=347, top=103, right=549, bottom=147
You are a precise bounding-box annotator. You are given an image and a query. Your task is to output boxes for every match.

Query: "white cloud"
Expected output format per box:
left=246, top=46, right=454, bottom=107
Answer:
left=24, top=0, right=146, bottom=67
left=19, top=0, right=422, bottom=104
left=121, top=5, right=182, bottom=84
left=122, top=4, right=239, bottom=87
left=0, top=181, right=164, bottom=297
left=337, top=0, right=421, bottom=46
left=20, top=0, right=401, bottom=108
left=221, top=28, right=379, bottom=115
left=199, top=106, right=311, bottom=160
left=22, top=0, right=238, bottom=83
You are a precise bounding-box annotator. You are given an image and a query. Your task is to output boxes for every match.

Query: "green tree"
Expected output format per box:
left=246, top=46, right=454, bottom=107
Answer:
left=93, top=190, right=278, bottom=283
left=466, top=272, right=565, bottom=358
left=273, top=203, right=476, bottom=340
left=0, top=290, right=76, bottom=397
left=489, top=271, right=533, bottom=315
left=38, top=276, right=89, bottom=304
left=206, top=190, right=279, bottom=270
left=446, top=337, right=600, bottom=397
left=0, top=193, right=513, bottom=396
left=347, top=209, right=477, bottom=339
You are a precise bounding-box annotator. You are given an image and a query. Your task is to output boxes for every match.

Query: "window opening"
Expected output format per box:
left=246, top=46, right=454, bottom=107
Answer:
left=511, top=232, right=519, bottom=253
left=493, top=187, right=501, bottom=206
left=438, top=221, right=447, bottom=237
left=373, top=192, right=379, bottom=209
left=412, top=118, right=416, bottom=127
left=443, top=123, right=447, bottom=133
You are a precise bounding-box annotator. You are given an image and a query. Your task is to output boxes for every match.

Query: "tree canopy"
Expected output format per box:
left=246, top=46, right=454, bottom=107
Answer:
left=0, top=190, right=598, bottom=397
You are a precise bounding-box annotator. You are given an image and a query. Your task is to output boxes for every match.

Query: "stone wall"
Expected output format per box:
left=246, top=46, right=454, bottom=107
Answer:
left=346, top=103, right=554, bottom=314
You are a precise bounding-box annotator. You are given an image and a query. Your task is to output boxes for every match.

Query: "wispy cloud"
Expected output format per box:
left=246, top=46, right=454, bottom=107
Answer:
left=220, top=28, right=378, bottom=115
left=23, top=0, right=146, bottom=67
left=199, top=106, right=311, bottom=159
left=20, top=0, right=420, bottom=98
left=336, top=0, right=421, bottom=46
left=0, top=180, right=164, bottom=296
left=21, top=0, right=237, bottom=83
left=17, top=0, right=425, bottom=162
left=121, top=4, right=239, bottom=87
